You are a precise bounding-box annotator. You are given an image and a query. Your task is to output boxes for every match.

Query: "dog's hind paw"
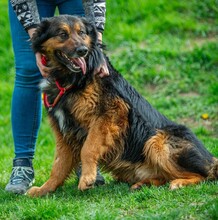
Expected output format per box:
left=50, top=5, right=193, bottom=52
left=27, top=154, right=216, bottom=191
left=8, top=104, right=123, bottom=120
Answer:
left=130, top=183, right=143, bottom=190
left=169, top=179, right=186, bottom=190
left=169, top=175, right=204, bottom=190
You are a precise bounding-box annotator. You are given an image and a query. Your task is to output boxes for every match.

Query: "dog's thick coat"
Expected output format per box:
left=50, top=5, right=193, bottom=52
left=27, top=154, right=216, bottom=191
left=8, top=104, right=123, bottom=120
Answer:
left=28, top=15, right=218, bottom=196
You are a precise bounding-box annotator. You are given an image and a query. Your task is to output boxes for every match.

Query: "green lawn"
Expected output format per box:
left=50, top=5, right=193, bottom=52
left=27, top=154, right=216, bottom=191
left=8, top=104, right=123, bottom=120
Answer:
left=0, top=0, right=218, bottom=219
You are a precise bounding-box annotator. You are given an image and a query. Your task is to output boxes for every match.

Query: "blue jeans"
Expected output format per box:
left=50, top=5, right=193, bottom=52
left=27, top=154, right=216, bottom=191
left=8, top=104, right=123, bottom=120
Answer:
left=9, top=0, right=84, bottom=159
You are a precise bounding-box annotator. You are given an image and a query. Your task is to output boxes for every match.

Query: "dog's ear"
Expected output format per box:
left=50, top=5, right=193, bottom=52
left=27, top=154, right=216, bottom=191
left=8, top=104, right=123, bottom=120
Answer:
left=80, top=18, right=98, bottom=45
left=31, top=19, right=51, bottom=53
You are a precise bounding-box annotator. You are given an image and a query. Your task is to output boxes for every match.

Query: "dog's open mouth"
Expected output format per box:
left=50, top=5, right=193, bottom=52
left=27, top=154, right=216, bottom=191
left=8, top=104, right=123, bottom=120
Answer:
left=55, top=51, right=87, bottom=74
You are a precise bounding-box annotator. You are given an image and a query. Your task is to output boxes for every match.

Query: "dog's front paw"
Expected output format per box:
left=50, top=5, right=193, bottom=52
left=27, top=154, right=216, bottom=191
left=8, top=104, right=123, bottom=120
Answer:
left=78, top=175, right=96, bottom=191
left=27, top=186, right=49, bottom=197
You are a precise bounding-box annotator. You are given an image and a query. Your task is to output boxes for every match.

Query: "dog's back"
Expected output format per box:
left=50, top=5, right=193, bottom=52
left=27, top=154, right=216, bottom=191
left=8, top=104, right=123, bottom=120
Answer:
left=98, top=58, right=216, bottom=181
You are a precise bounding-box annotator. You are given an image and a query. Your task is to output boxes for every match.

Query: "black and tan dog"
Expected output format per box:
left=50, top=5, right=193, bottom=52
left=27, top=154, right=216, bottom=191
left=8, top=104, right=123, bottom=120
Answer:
left=28, top=15, right=218, bottom=196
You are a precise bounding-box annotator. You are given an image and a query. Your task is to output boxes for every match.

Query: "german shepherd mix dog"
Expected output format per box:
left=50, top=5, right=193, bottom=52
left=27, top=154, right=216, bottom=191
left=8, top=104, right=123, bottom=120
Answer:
left=28, top=15, right=218, bottom=196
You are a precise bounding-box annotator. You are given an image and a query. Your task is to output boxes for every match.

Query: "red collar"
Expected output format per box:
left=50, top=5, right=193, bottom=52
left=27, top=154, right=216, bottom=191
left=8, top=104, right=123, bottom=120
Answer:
left=43, top=80, right=74, bottom=110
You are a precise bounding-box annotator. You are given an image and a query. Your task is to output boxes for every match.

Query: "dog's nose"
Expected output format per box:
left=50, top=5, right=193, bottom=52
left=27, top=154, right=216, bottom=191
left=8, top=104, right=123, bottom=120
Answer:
left=76, top=46, right=88, bottom=57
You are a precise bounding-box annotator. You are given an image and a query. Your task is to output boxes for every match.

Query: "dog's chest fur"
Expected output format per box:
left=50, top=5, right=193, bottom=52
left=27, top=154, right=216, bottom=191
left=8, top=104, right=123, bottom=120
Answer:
left=41, top=75, right=157, bottom=167
left=42, top=77, right=127, bottom=143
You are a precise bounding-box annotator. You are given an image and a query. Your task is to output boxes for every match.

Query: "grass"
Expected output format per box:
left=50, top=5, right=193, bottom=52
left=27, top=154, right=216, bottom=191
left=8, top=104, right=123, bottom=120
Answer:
left=0, top=0, right=218, bottom=219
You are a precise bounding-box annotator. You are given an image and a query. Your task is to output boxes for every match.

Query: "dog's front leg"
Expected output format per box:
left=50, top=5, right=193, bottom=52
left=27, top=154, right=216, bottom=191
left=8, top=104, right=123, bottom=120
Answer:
left=78, top=118, right=114, bottom=191
left=78, top=146, right=98, bottom=191
left=78, top=129, right=103, bottom=190
left=78, top=98, right=129, bottom=191
left=27, top=138, right=74, bottom=197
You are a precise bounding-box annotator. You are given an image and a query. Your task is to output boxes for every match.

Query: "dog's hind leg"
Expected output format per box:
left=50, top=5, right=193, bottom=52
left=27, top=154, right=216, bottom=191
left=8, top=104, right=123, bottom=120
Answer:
left=169, top=157, right=218, bottom=189
left=28, top=131, right=74, bottom=197
left=142, top=130, right=206, bottom=189
left=131, top=178, right=166, bottom=190
left=169, top=174, right=205, bottom=190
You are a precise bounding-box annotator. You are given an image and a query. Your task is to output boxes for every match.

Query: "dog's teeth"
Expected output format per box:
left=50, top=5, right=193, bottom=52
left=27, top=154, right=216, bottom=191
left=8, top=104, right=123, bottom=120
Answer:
left=62, top=52, right=69, bottom=60
left=73, top=64, right=80, bottom=69
left=59, top=51, right=81, bottom=71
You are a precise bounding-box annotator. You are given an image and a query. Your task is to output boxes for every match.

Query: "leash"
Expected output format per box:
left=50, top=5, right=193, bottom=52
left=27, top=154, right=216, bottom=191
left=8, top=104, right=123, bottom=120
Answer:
left=43, top=80, right=74, bottom=111
left=41, top=55, right=74, bottom=110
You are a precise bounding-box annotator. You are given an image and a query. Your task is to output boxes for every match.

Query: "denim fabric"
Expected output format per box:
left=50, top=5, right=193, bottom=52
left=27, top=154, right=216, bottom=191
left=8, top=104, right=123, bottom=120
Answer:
left=9, top=0, right=84, bottom=159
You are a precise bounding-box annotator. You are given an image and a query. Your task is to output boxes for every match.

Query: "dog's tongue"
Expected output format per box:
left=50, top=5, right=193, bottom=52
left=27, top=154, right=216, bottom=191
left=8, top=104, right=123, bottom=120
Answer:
left=73, top=57, right=86, bottom=75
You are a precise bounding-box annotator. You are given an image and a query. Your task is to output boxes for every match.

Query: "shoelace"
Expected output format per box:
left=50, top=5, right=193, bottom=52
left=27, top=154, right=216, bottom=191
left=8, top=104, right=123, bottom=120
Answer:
left=10, top=167, right=34, bottom=185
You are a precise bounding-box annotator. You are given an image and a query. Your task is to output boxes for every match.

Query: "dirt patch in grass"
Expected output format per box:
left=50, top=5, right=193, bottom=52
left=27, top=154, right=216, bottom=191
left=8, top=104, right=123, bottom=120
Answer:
left=108, top=36, right=217, bottom=57
left=182, top=36, right=217, bottom=52
left=179, top=91, right=200, bottom=97
left=178, top=116, right=217, bottom=136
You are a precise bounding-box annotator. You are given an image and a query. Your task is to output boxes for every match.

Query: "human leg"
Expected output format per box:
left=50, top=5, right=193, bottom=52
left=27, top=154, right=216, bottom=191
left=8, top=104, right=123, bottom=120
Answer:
left=5, top=1, right=55, bottom=194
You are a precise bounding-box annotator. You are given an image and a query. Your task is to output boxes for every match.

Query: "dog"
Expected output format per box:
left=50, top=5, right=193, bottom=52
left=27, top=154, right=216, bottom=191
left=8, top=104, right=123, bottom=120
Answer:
left=27, top=15, right=218, bottom=196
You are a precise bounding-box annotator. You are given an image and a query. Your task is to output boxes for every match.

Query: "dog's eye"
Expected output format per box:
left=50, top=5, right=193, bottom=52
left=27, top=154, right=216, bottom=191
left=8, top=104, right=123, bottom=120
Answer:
left=79, top=30, right=86, bottom=37
left=59, top=32, right=69, bottom=39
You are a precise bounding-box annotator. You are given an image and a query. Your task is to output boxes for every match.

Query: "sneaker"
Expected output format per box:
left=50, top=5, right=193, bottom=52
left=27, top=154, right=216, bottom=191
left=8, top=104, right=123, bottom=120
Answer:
left=5, top=158, right=35, bottom=194
left=75, top=164, right=105, bottom=186
left=95, top=167, right=106, bottom=186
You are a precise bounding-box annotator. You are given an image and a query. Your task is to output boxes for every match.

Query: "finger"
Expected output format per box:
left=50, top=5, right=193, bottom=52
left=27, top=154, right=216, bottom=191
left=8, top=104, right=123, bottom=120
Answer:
left=99, top=67, right=109, bottom=78
left=103, top=66, right=109, bottom=76
left=40, top=67, right=50, bottom=77
left=101, top=65, right=109, bottom=76
left=40, top=70, right=49, bottom=78
left=94, top=67, right=101, bottom=75
left=37, top=62, right=50, bottom=77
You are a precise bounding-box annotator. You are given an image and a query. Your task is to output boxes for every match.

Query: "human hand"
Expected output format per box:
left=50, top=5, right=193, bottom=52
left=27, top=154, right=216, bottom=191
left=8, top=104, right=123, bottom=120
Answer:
left=94, top=59, right=109, bottom=77
left=27, top=28, right=36, bottom=39
left=35, top=52, right=50, bottom=77
left=94, top=32, right=109, bottom=77
left=28, top=28, right=50, bottom=77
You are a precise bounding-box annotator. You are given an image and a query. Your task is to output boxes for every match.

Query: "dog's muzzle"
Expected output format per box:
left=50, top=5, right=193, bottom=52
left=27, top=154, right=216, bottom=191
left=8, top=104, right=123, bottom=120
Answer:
left=55, top=49, right=87, bottom=74
left=75, top=46, right=88, bottom=57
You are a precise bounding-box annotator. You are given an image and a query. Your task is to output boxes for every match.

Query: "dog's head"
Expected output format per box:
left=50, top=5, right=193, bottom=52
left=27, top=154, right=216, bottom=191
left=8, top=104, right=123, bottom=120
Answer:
left=31, top=15, right=104, bottom=78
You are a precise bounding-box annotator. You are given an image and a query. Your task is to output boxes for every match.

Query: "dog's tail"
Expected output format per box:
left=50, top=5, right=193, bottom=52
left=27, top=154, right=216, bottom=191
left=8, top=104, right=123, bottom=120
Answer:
left=207, top=158, right=218, bottom=180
